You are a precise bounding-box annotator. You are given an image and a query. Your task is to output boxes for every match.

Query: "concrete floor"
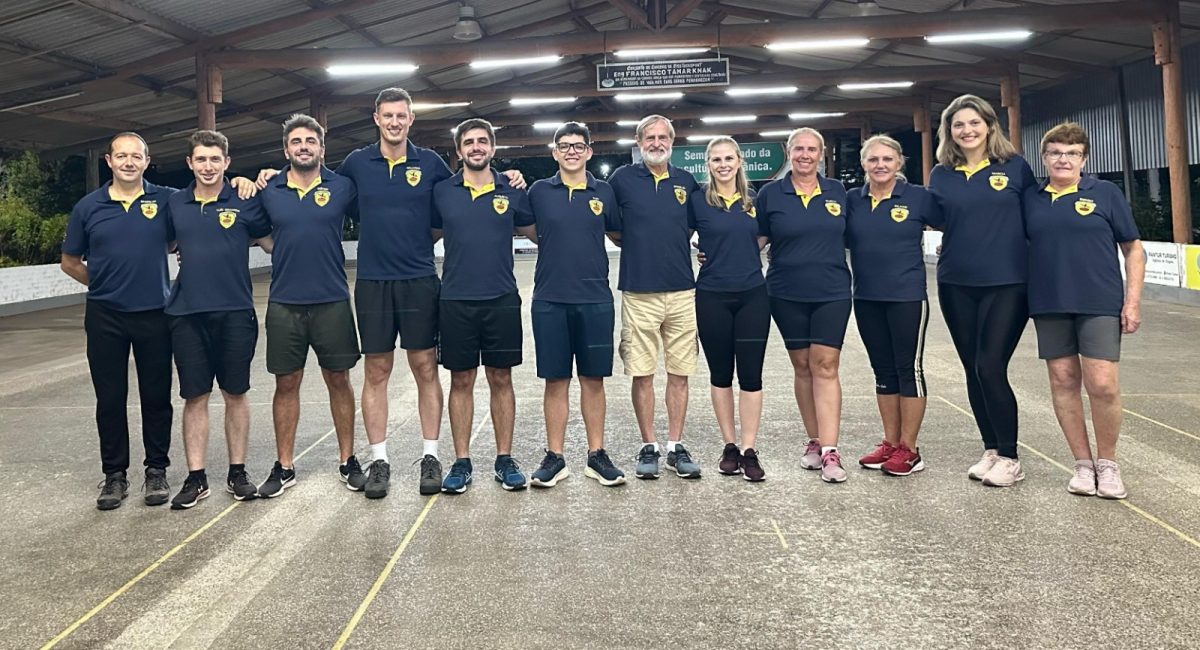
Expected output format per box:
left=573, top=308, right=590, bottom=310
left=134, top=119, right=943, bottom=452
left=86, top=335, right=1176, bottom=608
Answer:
left=2, top=258, right=1199, bottom=650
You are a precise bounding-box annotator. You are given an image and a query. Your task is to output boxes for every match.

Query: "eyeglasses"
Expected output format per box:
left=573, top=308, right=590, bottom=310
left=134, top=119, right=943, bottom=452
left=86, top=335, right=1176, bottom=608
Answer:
left=1043, top=150, right=1085, bottom=161
left=555, top=142, right=590, bottom=153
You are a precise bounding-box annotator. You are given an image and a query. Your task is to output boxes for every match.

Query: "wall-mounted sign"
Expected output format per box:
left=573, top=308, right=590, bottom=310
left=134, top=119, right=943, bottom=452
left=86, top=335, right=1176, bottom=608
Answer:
left=671, top=142, right=786, bottom=183
left=597, top=58, right=730, bottom=91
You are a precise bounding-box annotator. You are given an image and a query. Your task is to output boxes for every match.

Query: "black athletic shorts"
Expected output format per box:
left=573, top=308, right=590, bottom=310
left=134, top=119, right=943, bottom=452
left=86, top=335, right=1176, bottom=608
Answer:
left=170, top=309, right=258, bottom=399
left=355, top=275, right=440, bottom=354
left=438, top=292, right=523, bottom=371
left=769, top=297, right=852, bottom=350
left=532, top=300, right=614, bottom=379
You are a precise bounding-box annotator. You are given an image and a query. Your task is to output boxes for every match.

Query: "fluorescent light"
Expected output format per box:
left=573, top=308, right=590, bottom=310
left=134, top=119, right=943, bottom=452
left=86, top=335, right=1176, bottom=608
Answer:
left=788, top=112, right=847, bottom=120
left=759, top=130, right=796, bottom=138
left=614, top=47, right=709, bottom=58
left=725, top=86, right=797, bottom=97
left=471, top=55, right=561, bottom=69
left=926, top=29, right=1032, bottom=44
left=837, top=81, right=914, bottom=90
left=616, top=120, right=641, bottom=127
left=701, top=115, right=757, bottom=124
left=766, top=38, right=870, bottom=51
left=614, top=91, right=683, bottom=102
left=495, top=145, right=519, bottom=150
left=449, top=126, right=504, bottom=133
left=510, top=96, right=576, bottom=106
left=617, top=139, right=637, bottom=146
left=409, top=102, right=471, bottom=110
left=327, top=63, right=418, bottom=76
left=533, top=122, right=566, bottom=130
left=685, top=134, right=726, bottom=142
left=0, top=92, right=83, bottom=112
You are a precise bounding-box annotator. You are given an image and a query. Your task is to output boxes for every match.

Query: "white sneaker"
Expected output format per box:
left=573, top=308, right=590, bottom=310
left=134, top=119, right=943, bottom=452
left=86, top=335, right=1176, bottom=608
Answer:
left=981, top=456, right=1024, bottom=487
left=967, top=449, right=999, bottom=481
left=1096, top=459, right=1127, bottom=500
left=1067, top=459, right=1097, bottom=496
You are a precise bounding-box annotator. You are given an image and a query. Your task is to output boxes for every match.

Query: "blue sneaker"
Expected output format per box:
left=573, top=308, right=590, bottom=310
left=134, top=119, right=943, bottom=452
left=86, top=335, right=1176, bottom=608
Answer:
left=667, top=443, right=702, bottom=479
left=585, top=449, right=626, bottom=486
left=442, top=458, right=473, bottom=493
left=635, top=444, right=661, bottom=480
left=494, top=455, right=527, bottom=491
left=530, top=450, right=569, bottom=488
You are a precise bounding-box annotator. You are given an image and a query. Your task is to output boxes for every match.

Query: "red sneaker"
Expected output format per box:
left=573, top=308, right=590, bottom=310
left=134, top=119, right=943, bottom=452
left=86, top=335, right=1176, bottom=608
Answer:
left=881, top=444, right=925, bottom=476
left=858, top=440, right=897, bottom=469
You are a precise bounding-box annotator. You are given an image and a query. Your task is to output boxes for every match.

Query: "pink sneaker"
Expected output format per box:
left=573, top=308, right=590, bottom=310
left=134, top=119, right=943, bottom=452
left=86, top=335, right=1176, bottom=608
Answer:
left=820, top=450, right=848, bottom=483
left=800, top=439, right=822, bottom=470
left=858, top=440, right=897, bottom=470
left=967, top=449, right=998, bottom=481
left=880, top=444, right=924, bottom=476
left=981, top=456, right=1024, bottom=487
left=1096, top=459, right=1127, bottom=499
left=1067, top=460, right=1097, bottom=496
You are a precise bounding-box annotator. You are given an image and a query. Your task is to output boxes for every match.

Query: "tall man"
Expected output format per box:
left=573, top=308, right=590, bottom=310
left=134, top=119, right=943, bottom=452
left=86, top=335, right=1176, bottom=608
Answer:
left=165, top=130, right=272, bottom=508
left=62, top=132, right=175, bottom=510
left=527, top=123, right=626, bottom=488
left=608, top=115, right=703, bottom=480
left=256, top=114, right=362, bottom=498
left=431, top=118, right=535, bottom=493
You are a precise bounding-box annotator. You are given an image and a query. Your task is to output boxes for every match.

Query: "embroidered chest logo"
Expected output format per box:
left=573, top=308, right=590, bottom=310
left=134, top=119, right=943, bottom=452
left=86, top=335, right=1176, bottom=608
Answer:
left=989, top=173, right=1009, bottom=191
left=747, top=205, right=757, bottom=218
left=890, top=205, right=909, bottom=223
left=140, top=201, right=158, bottom=219
left=589, top=197, right=604, bottom=216
left=405, top=168, right=421, bottom=187
left=218, top=210, right=238, bottom=229
left=493, top=195, right=509, bottom=214
left=673, top=186, right=687, bottom=205
left=824, top=200, right=842, bottom=217
left=1074, top=198, right=1096, bottom=216
left=313, top=188, right=331, bottom=207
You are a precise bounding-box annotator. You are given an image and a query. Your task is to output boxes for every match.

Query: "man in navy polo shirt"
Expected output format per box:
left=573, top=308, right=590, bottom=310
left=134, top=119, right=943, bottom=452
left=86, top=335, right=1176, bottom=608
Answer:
left=256, top=114, right=362, bottom=498
left=62, top=131, right=175, bottom=510
left=608, top=114, right=703, bottom=480
left=431, top=118, right=535, bottom=494
left=164, top=129, right=272, bottom=509
left=526, top=122, right=625, bottom=488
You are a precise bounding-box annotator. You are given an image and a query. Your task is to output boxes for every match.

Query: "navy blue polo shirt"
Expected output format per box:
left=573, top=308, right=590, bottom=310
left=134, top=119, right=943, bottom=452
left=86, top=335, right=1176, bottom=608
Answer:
left=608, top=163, right=698, bottom=292
left=432, top=170, right=534, bottom=301
left=929, top=155, right=1037, bottom=287
left=845, top=180, right=943, bottom=302
left=63, top=180, right=173, bottom=312
left=1023, top=176, right=1139, bottom=317
left=336, top=140, right=452, bottom=281
left=528, top=172, right=621, bottom=304
left=688, top=189, right=764, bottom=292
left=259, top=166, right=357, bottom=304
left=756, top=173, right=851, bottom=302
left=164, top=180, right=272, bottom=316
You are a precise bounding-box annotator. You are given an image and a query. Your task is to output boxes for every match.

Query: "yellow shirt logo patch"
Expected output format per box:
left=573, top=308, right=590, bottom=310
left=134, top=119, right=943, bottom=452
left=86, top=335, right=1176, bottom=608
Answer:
left=140, top=201, right=157, bottom=219
left=218, top=210, right=237, bottom=229
left=313, top=188, right=330, bottom=207
left=891, top=206, right=909, bottom=223
left=674, top=186, right=687, bottom=205
left=1075, top=198, right=1096, bottom=216
left=493, top=196, right=509, bottom=214
left=589, top=198, right=603, bottom=216
left=825, top=200, right=842, bottom=217
left=405, top=168, right=421, bottom=187
left=989, top=173, right=1009, bottom=191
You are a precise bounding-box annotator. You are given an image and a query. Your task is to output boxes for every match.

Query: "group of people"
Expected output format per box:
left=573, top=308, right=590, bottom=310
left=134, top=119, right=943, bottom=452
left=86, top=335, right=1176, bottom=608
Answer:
left=62, top=87, right=1145, bottom=511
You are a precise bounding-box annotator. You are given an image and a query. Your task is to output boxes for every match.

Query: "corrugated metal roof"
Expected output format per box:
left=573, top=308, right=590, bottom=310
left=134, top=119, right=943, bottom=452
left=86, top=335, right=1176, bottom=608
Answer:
left=122, top=0, right=303, bottom=36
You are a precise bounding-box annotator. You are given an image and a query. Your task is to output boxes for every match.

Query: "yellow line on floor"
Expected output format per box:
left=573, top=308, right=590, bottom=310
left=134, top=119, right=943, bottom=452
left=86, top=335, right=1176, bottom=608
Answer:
left=770, top=519, right=790, bottom=549
left=331, top=495, right=440, bottom=650
left=933, top=396, right=1200, bottom=551
left=1122, top=408, right=1200, bottom=443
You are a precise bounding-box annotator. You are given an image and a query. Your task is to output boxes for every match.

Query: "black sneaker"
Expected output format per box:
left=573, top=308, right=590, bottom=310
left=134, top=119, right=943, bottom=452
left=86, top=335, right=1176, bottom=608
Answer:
left=364, top=460, right=390, bottom=499
left=258, top=461, right=296, bottom=498
left=171, top=475, right=210, bottom=510
left=530, top=450, right=569, bottom=488
left=666, top=444, right=702, bottom=479
left=584, top=449, right=626, bottom=486
left=493, top=455, right=527, bottom=491
left=418, top=455, right=443, bottom=495
left=718, top=443, right=743, bottom=475
left=96, top=472, right=128, bottom=511
left=741, top=448, right=766, bottom=482
left=339, top=455, right=367, bottom=492
left=226, top=468, right=258, bottom=501
left=144, top=467, right=170, bottom=506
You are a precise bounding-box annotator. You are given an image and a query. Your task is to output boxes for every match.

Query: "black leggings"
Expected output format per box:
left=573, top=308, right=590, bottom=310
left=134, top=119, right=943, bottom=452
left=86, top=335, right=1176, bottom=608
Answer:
left=854, top=299, right=929, bottom=398
left=695, top=285, right=770, bottom=391
left=937, top=283, right=1028, bottom=459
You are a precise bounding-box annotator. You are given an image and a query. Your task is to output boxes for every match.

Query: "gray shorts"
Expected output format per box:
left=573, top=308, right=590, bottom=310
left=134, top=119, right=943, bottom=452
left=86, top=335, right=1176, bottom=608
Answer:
left=1033, top=314, right=1121, bottom=361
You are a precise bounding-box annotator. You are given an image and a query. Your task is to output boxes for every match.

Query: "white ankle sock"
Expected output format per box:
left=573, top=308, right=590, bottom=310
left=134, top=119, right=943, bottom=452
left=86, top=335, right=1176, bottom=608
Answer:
left=645, top=441, right=660, bottom=452
left=371, top=441, right=389, bottom=464
left=422, top=438, right=439, bottom=457
left=821, top=446, right=837, bottom=456
left=667, top=440, right=681, bottom=453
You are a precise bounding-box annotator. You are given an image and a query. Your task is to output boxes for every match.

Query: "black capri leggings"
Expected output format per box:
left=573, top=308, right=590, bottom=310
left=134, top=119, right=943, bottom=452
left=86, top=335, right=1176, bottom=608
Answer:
left=695, top=285, right=770, bottom=392
left=937, top=282, right=1028, bottom=459
left=854, top=299, right=929, bottom=398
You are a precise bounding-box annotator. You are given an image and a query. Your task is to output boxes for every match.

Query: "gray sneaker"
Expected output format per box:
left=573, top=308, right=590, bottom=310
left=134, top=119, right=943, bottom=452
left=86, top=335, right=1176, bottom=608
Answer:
left=144, top=467, right=170, bottom=506
left=666, top=444, right=702, bottom=479
left=96, top=472, right=128, bottom=511
left=800, top=439, right=822, bottom=470
left=364, top=460, right=390, bottom=499
left=634, top=444, right=661, bottom=479
left=418, top=455, right=443, bottom=495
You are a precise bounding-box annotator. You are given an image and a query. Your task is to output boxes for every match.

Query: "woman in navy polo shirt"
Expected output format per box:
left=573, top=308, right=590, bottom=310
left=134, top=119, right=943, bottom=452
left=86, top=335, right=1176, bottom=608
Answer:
left=1025, top=122, right=1144, bottom=499
left=928, top=94, right=1037, bottom=488
left=757, top=127, right=852, bottom=484
left=689, top=137, right=770, bottom=481
left=847, top=135, right=943, bottom=477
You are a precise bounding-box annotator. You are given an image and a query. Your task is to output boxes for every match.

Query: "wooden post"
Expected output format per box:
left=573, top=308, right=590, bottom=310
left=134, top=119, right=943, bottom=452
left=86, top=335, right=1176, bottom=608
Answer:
left=1001, top=67, right=1022, bottom=154
left=195, top=52, right=217, bottom=131
left=86, top=148, right=100, bottom=192
left=859, top=116, right=873, bottom=143
left=913, top=96, right=933, bottom=185
left=310, top=95, right=328, bottom=131
left=824, top=134, right=835, bottom=178
left=1154, top=0, right=1193, bottom=244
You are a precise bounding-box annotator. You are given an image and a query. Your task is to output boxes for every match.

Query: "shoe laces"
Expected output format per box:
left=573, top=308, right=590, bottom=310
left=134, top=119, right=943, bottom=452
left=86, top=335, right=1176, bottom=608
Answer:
left=673, top=446, right=693, bottom=464
left=822, top=451, right=842, bottom=467
left=636, top=445, right=659, bottom=463
left=742, top=452, right=761, bottom=470
left=98, top=475, right=125, bottom=492
left=1096, top=462, right=1120, bottom=481
left=497, top=457, right=521, bottom=478
left=144, top=471, right=169, bottom=492
left=591, top=450, right=616, bottom=471
left=417, top=455, right=440, bottom=478
left=805, top=440, right=821, bottom=455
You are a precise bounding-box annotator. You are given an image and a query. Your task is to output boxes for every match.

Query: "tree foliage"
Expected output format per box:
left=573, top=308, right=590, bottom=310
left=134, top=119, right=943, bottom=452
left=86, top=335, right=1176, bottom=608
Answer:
left=0, top=151, right=78, bottom=267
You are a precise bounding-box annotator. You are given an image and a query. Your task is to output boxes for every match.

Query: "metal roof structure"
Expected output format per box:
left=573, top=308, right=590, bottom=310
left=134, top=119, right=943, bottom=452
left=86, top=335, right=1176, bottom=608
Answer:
left=0, top=0, right=1197, bottom=180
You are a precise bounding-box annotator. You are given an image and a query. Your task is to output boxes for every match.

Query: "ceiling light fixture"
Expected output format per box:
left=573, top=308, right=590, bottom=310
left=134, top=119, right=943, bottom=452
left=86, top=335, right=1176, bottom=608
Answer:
left=409, top=102, right=471, bottom=110
left=614, top=47, right=710, bottom=58
left=701, top=115, right=757, bottom=124
left=471, top=55, right=561, bottom=69
left=326, top=63, right=419, bottom=76
left=725, top=86, right=798, bottom=97
left=685, top=134, right=727, bottom=142
left=453, top=4, right=483, bottom=41
left=765, top=38, right=870, bottom=51
left=614, top=91, right=684, bottom=102
left=837, top=81, right=914, bottom=90
left=788, top=112, right=848, bottom=120
left=509, top=96, right=576, bottom=106
left=926, top=29, right=1033, bottom=44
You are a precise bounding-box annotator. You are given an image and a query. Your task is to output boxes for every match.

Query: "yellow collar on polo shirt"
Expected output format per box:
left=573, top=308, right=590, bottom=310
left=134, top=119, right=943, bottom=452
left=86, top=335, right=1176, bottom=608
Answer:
left=954, top=158, right=991, bottom=180
left=464, top=178, right=495, bottom=200
left=565, top=180, right=587, bottom=201
left=651, top=169, right=670, bottom=189
left=109, top=186, right=145, bottom=211
left=286, top=175, right=322, bottom=199
left=1044, top=183, right=1079, bottom=202
left=869, top=193, right=891, bottom=210
left=794, top=182, right=821, bottom=208
left=385, top=155, right=407, bottom=176
left=718, top=192, right=741, bottom=210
